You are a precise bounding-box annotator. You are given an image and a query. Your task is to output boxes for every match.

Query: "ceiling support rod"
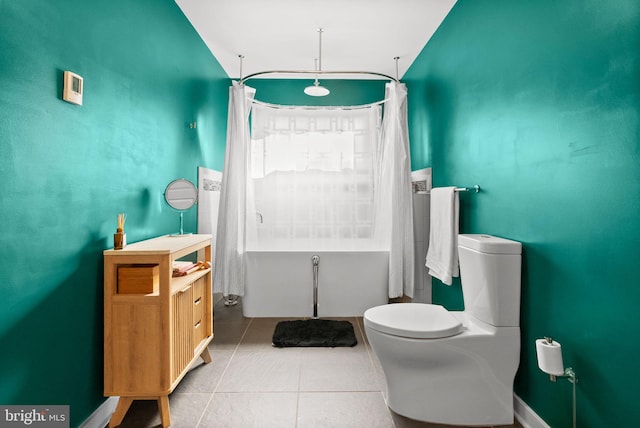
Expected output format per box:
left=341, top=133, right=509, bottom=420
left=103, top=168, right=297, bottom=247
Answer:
left=394, top=56, right=400, bottom=81
left=238, top=54, right=245, bottom=80
left=317, top=28, right=324, bottom=72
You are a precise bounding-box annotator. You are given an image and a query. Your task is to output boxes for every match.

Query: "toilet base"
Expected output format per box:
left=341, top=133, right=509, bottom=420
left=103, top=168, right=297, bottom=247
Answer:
left=365, top=318, right=520, bottom=426
left=384, top=371, right=515, bottom=426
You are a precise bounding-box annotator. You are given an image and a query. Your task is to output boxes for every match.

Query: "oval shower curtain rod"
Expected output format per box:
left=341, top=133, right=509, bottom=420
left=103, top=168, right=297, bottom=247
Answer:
left=238, top=69, right=400, bottom=85
left=237, top=30, right=401, bottom=85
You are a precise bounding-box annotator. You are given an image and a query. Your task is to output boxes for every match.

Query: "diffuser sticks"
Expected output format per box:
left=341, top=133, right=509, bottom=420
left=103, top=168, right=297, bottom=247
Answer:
left=114, top=213, right=126, bottom=250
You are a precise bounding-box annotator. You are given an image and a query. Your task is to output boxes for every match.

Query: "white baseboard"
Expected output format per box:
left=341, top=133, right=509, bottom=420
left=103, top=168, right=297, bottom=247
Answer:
left=80, top=396, right=117, bottom=428
left=514, top=394, right=550, bottom=428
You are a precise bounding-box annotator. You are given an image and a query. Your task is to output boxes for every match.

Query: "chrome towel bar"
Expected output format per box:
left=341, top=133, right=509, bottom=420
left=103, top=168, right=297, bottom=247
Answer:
left=454, top=185, right=481, bottom=193
left=412, top=184, right=481, bottom=194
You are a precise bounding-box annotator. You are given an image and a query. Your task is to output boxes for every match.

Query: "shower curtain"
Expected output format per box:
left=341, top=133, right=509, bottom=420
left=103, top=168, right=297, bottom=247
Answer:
left=215, top=81, right=413, bottom=298
left=377, top=82, right=414, bottom=298
left=213, top=82, right=255, bottom=298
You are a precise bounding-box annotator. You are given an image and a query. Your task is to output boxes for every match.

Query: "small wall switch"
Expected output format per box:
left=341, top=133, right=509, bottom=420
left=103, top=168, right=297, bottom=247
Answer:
left=63, top=71, right=83, bottom=105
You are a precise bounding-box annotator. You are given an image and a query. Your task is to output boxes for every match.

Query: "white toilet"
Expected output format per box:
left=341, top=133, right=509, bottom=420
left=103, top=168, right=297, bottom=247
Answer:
left=364, top=234, right=522, bottom=426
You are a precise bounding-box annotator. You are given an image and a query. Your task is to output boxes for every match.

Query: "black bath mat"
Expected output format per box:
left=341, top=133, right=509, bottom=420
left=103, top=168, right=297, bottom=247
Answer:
left=272, top=319, right=358, bottom=348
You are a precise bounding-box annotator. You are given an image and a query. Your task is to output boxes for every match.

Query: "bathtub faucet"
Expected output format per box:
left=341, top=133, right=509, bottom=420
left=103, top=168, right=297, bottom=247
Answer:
left=256, top=212, right=263, bottom=223
left=312, top=255, right=320, bottom=319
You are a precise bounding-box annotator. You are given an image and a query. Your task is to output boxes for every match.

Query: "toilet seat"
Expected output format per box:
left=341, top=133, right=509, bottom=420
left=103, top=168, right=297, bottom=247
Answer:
left=364, top=303, right=463, bottom=339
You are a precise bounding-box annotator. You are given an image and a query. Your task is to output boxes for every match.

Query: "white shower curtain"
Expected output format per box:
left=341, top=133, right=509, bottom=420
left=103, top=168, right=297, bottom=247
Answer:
left=215, top=81, right=413, bottom=299
left=376, top=82, right=415, bottom=298
left=213, top=82, right=255, bottom=297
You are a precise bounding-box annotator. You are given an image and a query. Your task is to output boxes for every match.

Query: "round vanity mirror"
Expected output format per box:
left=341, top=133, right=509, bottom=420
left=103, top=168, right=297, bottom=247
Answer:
left=165, top=179, right=197, bottom=210
left=164, top=179, right=198, bottom=235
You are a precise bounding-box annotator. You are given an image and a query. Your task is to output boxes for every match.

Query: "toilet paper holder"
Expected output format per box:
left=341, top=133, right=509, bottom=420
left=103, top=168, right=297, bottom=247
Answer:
left=537, top=337, right=579, bottom=428
left=542, top=337, right=578, bottom=384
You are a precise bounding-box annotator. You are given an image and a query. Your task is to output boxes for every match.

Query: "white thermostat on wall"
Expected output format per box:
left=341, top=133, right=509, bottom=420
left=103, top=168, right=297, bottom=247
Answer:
left=63, top=71, right=83, bottom=105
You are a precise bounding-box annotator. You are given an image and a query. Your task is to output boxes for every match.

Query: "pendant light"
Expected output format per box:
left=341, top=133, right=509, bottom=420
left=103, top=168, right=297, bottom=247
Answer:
left=304, top=29, right=330, bottom=97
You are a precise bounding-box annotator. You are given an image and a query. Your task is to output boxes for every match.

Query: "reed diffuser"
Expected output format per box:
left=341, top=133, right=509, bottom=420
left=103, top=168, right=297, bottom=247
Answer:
left=114, top=213, right=127, bottom=250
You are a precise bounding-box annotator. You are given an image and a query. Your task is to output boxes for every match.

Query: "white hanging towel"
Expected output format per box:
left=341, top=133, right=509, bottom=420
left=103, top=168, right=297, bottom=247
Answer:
left=425, top=187, right=459, bottom=285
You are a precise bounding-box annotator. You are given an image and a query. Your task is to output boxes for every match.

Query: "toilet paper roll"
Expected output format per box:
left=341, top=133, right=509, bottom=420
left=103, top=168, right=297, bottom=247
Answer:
left=536, top=338, right=565, bottom=376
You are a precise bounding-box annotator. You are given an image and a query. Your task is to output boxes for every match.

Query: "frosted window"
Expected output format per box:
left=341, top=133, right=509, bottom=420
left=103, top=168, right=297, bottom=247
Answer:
left=250, top=103, right=381, bottom=244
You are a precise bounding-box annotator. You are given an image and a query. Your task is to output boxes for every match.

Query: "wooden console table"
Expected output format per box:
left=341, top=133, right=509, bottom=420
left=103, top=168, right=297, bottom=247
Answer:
left=103, top=234, right=214, bottom=427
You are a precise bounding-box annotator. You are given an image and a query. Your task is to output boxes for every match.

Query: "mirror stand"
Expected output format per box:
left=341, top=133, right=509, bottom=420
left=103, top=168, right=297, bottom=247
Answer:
left=174, top=211, right=189, bottom=236
left=164, top=178, right=198, bottom=236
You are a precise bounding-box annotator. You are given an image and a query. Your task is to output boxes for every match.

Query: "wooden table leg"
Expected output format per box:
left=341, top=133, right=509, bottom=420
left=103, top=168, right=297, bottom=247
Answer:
left=158, top=396, right=171, bottom=428
left=108, top=397, right=134, bottom=428
left=201, top=347, right=212, bottom=364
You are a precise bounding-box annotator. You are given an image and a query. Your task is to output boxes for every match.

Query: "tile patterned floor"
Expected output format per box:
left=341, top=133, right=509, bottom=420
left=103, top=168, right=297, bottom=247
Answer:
left=114, top=299, right=523, bottom=428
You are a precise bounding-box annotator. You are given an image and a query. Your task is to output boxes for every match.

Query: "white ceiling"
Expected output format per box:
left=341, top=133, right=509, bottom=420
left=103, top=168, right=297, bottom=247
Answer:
left=175, top=0, right=457, bottom=80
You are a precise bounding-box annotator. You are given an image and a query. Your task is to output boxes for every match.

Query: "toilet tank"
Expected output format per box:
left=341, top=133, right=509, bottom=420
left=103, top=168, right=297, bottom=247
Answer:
left=458, top=234, right=522, bottom=327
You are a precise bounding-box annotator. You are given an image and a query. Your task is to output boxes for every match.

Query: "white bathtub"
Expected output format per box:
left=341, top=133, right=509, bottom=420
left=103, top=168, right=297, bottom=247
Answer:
left=243, top=244, right=389, bottom=318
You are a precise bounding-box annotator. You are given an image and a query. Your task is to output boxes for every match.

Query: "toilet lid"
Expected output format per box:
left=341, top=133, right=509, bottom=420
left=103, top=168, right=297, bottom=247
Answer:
left=364, top=303, right=463, bottom=339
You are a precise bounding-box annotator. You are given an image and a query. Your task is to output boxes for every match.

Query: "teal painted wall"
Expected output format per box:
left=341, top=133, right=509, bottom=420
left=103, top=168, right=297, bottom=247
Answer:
left=405, top=0, right=639, bottom=426
left=0, top=0, right=229, bottom=425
